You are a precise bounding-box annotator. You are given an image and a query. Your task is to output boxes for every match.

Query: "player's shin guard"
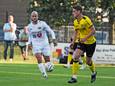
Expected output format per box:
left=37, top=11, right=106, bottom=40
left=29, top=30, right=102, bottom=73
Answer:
left=67, top=53, right=72, bottom=65
left=88, top=61, right=95, bottom=73
left=88, top=61, right=97, bottom=83
left=72, top=60, right=79, bottom=76
left=68, top=60, right=79, bottom=83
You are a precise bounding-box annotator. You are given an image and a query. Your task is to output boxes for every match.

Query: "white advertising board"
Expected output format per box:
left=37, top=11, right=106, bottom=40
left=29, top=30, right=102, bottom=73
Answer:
left=54, top=43, right=115, bottom=64
left=93, top=45, right=115, bottom=64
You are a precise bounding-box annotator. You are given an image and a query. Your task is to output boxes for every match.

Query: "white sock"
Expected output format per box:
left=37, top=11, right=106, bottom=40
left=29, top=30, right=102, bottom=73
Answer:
left=38, top=63, right=47, bottom=76
left=72, top=75, right=77, bottom=79
left=67, top=62, right=70, bottom=67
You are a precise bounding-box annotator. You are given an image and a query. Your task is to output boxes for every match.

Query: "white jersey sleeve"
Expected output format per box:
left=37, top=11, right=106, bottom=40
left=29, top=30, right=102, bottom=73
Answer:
left=43, top=22, right=56, bottom=39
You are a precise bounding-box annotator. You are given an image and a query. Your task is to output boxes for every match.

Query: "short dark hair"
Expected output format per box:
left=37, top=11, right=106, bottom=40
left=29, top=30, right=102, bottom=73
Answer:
left=73, top=5, right=82, bottom=12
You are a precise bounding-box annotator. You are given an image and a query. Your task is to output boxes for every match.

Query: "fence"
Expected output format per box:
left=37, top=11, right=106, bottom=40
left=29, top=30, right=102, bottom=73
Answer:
left=0, top=22, right=113, bottom=44
left=54, top=23, right=112, bottom=44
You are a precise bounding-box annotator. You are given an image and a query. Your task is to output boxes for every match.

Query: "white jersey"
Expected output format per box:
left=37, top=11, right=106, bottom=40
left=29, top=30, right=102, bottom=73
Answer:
left=27, top=20, right=56, bottom=48
left=27, top=20, right=56, bottom=55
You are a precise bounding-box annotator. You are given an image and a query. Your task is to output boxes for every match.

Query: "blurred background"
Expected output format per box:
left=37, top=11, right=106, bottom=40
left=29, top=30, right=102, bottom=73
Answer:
left=0, top=0, right=114, bottom=44
left=0, top=0, right=114, bottom=64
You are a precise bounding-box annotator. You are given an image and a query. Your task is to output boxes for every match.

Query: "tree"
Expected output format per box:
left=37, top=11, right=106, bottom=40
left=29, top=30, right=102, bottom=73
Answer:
left=100, top=0, right=115, bottom=24
left=28, top=0, right=72, bottom=28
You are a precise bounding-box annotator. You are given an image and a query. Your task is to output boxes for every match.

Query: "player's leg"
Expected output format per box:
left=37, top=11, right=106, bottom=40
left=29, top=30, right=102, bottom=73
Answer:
left=87, top=57, right=97, bottom=83
left=33, top=46, right=47, bottom=78
left=4, top=41, right=8, bottom=61
left=9, top=41, right=14, bottom=61
left=25, top=45, right=28, bottom=58
left=64, top=43, right=76, bottom=68
left=44, top=56, right=54, bottom=72
left=19, top=46, right=26, bottom=60
left=85, top=42, right=97, bottom=83
left=64, top=51, right=73, bottom=68
left=35, top=53, right=48, bottom=78
left=68, top=43, right=85, bottom=83
left=23, top=45, right=28, bottom=60
left=22, top=45, right=29, bottom=60
left=43, top=45, right=54, bottom=72
left=68, top=48, right=83, bottom=83
left=80, top=54, right=86, bottom=70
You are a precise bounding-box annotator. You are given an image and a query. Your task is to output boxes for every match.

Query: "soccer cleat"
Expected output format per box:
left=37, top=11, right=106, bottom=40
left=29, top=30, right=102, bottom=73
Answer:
left=42, top=73, right=48, bottom=79
left=91, top=72, right=97, bottom=83
left=68, top=77, right=77, bottom=83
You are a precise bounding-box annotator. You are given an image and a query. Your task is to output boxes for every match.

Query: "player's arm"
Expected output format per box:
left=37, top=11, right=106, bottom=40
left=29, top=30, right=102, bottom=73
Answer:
left=85, top=25, right=95, bottom=39
left=71, top=29, right=79, bottom=44
left=44, top=22, right=57, bottom=46
left=80, top=26, right=95, bottom=43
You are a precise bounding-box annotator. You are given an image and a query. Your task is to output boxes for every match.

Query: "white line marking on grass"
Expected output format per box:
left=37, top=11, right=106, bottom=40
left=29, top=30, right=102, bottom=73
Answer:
left=0, top=71, right=115, bottom=79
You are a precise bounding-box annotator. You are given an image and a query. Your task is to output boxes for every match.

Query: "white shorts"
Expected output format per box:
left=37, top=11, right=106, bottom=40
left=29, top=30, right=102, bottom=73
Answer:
left=32, top=43, right=51, bottom=56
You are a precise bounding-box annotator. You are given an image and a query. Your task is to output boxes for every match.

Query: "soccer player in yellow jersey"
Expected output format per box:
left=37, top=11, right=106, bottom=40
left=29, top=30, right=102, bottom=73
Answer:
left=68, top=5, right=97, bottom=83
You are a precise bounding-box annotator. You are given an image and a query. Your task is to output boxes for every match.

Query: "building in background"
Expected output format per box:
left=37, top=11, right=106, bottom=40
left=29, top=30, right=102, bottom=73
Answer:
left=0, top=0, right=30, bottom=26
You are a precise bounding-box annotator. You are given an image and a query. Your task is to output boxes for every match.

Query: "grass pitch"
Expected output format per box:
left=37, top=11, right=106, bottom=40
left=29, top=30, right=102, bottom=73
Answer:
left=0, top=63, right=115, bottom=86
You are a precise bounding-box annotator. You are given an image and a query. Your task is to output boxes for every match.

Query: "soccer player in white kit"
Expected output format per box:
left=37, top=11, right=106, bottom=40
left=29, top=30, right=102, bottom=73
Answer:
left=27, top=11, right=57, bottom=78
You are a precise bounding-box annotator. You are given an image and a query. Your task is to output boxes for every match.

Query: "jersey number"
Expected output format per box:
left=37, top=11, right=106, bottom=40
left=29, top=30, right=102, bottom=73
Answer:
left=33, top=32, right=42, bottom=38
left=37, top=32, right=42, bottom=38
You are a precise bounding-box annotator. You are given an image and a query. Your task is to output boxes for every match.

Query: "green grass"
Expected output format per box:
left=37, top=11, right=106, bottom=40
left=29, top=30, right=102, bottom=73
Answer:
left=0, top=63, right=115, bottom=86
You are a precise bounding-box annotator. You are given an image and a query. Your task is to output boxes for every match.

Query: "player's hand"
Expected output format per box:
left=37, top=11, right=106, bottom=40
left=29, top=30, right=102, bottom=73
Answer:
left=52, top=39, right=57, bottom=47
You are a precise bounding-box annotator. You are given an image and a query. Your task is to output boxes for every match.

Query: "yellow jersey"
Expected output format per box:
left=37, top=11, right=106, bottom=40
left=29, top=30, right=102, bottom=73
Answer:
left=74, top=16, right=96, bottom=44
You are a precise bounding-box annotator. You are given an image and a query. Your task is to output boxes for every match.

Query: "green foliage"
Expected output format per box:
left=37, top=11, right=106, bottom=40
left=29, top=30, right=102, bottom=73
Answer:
left=28, top=0, right=115, bottom=26
left=100, top=0, right=115, bottom=10
left=78, top=0, right=96, bottom=11
left=28, top=0, right=72, bottom=28
left=97, top=0, right=115, bottom=24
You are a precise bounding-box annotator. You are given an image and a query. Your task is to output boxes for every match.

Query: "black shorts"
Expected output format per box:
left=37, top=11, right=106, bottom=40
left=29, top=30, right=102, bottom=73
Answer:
left=76, top=42, right=96, bottom=57
left=19, top=45, right=27, bottom=54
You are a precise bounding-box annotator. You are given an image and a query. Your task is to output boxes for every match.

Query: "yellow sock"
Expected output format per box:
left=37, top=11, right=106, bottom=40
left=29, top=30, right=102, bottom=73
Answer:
left=67, top=53, right=72, bottom=64
left=72, top=61, right=79, bottom=75
left=89, top=61, right=95, bottom=73
left=81, top=55, right=86, bottom=64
